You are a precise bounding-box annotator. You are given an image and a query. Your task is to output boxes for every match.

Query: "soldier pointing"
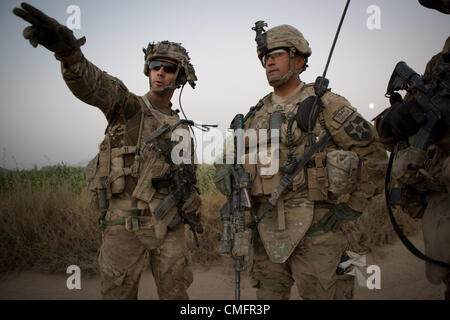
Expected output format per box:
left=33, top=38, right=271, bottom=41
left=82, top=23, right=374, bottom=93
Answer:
left=13, top=2, right=201, bottom=300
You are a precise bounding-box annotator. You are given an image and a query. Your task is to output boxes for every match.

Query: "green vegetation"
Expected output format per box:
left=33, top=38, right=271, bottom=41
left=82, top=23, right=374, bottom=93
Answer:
left=0, top=164, right=225, bottom=276
left=0, top=163, right=418, bottom=276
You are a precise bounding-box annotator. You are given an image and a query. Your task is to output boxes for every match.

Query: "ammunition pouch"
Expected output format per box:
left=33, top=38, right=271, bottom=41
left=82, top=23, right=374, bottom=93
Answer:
left=213, top=164, right=233, bottom=196
left=232, top=229, right=252, bottom=258
left=391, top=146, right=427, bottom=186
left=132, top=152, right=170, bottom=204
left=109, top=146, right=138, bottom=194
left=244, top=148, right=282, bottom=196
left=307, top=151, right=329, bottom=201
left=85, top=131, right=143, bottom=213
left=85, top=154, right=101, bottom=211
left=326, top=149, right=359, bottom=200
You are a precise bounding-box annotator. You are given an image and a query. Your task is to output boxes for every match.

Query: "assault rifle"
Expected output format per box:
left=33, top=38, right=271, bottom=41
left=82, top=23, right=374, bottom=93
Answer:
left=153, top=163, right=203, bottom=247
left=218, top=114, right=252, bottom=300
left=252, top=0, right=351, bottom=224
left=144, top=120, right=216, bottom=247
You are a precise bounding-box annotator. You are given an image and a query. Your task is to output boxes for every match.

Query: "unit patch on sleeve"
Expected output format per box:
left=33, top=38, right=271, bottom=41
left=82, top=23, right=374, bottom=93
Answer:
left=332, top=106, right=354, bottom=125
left=344, top=116, right=373, bottom=141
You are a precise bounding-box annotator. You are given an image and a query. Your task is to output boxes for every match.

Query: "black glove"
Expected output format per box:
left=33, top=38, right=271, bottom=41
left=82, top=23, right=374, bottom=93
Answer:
left=382, top=99, right=426, bottom=138
left=13, top=2, right=86, bottom=62
left=316, top=202, right=362, bottom=233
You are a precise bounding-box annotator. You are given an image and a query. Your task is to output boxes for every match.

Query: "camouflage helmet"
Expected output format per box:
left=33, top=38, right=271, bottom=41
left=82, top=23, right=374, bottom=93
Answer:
left=257, top=24, right=312, bottom=66
left=143, top=40, right=197, bottom=89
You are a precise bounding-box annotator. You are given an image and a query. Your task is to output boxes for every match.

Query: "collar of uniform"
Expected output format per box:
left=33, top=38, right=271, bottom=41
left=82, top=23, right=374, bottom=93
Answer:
left=145, top=92, right=173, bottom=116
left=271, top=82, right=305, bottom=105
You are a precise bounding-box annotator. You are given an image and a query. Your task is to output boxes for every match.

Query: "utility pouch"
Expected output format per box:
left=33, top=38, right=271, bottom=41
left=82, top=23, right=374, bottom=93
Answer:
left=214, top=165, right=232, bottom=196
left=232, top=229, right=252, bottom=258
left=392, top=146, right=427, bottom=186
left=85, top=154, right=101, bottom=211
left=132, top=152, right=170, bottom=203
left=256, top=148, right=281, bottom=195
left=86, top=136, right=111, bottom=212
left=326, top=149, right=359, bottom=198
left=110, top=154, right=125, bottom=194
left=307, top=151, right=328, bottom=201
left=108, top=146, right=138, bottom=195
left=97, top=137, right=111, bottom=180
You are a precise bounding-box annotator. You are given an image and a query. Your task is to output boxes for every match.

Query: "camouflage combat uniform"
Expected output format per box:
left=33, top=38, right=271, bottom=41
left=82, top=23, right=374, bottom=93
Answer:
left=62, top=41, right=199, bottom=299
left=243, top=81, right=387, bottom=299
left=217, top=23, right=388, bottom=300
left=14, top=3, right=201, bottom=300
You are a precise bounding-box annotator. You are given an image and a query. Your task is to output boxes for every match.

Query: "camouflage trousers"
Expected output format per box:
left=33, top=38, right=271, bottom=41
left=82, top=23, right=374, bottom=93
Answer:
left=422, top=192, right=450, bottom=292
left=98, top=208, right=192, bottom=300
left=250, top=226, right=354, bottom=300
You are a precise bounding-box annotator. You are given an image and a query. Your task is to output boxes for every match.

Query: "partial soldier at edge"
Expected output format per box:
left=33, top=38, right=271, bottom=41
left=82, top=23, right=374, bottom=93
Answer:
left=374, top=0, right=450, bottom=300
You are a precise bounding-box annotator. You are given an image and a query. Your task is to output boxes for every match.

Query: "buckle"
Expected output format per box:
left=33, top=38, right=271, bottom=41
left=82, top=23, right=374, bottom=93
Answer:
left=125, top=216, right=140, bottom=231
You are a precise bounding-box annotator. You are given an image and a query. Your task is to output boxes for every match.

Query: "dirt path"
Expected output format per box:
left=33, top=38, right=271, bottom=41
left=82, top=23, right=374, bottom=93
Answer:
left=0, top=234, right=445, bottom=300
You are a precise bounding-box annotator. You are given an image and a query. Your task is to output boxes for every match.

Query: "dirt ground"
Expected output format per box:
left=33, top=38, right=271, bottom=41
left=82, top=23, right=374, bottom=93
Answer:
left=0, top=233, right=445, bottom=300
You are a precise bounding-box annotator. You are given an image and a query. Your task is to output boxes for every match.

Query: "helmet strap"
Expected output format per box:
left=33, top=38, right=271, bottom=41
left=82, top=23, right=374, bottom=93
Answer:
left=268, top=47, right=297, bottom=87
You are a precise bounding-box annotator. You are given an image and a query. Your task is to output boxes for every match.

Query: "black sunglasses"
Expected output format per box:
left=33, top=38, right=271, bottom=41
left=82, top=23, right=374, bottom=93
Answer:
left=149, top=60, right=178, bottom=74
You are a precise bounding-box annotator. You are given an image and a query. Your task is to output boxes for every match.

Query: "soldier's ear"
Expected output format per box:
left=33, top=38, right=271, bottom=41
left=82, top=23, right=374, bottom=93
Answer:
left=294, top=55, right=305, bottom=71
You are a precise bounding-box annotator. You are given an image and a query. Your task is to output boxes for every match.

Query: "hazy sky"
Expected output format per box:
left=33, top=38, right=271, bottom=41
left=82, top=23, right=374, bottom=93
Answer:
left=1, top=0, right=449, bottom=169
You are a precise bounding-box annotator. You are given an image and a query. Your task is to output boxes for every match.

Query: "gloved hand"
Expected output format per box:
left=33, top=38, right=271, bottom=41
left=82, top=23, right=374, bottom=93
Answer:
left=214, top=164, right=232, bottom=196
left=13, top=2, right=86, bottom=62
left=382, top=99, right=426, bottom=138
left=181, top=191, right=202, bottom=214
left=316, top=202, right=362, bottom=233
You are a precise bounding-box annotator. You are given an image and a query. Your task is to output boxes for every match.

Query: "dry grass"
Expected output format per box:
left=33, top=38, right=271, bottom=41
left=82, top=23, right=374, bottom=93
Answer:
left=342, top=193, right=420, bottom=253
left=0, top=164, right=419, bottom=276
left=0, top=168, right=100, bottom=276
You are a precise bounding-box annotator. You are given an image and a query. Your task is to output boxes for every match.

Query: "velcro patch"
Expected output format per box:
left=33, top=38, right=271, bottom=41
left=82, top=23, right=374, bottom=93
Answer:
left=344, top=116, right=373, bottom=141
left=333, top=106, right=355, bottom=125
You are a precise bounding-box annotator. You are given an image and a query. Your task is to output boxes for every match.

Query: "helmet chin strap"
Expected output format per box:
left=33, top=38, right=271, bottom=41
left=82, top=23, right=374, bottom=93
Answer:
left=268, top=47, right=299, bottom=88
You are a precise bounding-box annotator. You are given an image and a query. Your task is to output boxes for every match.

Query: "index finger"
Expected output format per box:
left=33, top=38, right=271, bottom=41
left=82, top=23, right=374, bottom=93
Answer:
left=21, top=2, right=58, bottom=25
left=12, top=7, right=41, bottom=26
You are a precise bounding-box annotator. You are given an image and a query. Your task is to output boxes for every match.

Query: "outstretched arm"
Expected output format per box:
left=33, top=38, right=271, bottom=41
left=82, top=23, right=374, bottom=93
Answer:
left=13, top=2, right=131, bottom=121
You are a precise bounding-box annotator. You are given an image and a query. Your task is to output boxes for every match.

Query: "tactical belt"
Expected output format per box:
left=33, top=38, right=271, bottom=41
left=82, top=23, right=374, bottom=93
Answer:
left=101, top=198, right=152, bottom=231
left=101, top=215, right=153, bottom=231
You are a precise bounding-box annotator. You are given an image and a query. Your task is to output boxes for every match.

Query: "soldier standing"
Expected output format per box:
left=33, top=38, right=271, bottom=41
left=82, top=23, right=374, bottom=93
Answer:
left=215, top=23, right=388, bottom=299
left=13, top=3, right=201, bottom=299
left=375, top=0, right=450, bottom=299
